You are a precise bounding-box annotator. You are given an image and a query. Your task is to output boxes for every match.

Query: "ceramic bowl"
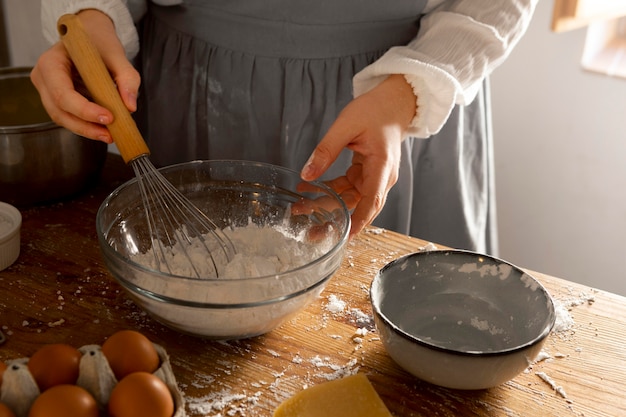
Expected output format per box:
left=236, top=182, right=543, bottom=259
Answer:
left=371, top=250, right=555, bottom=390
left=97, top=160, right=350, bottom=339
left=0, top=202, right=21, bottom=271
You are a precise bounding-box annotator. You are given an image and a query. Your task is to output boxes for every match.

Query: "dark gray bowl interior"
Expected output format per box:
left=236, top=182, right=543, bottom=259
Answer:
left=373, top=250, right=556, bottom=354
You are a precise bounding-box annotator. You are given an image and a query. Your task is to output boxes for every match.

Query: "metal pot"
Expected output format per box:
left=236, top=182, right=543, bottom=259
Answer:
left=0, top=67, right=107, bottom=206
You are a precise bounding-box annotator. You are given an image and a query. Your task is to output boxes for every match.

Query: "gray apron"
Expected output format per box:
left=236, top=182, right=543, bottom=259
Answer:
left=135, top=0, right=498, bottom=254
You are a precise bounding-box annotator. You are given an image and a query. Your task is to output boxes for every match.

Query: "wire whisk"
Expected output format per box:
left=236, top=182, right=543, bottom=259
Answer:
left=59, top=14, right=236, bottom=278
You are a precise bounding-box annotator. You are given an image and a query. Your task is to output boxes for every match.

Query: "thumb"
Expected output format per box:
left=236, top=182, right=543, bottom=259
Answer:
left=79, top=10, right=140, bottom=113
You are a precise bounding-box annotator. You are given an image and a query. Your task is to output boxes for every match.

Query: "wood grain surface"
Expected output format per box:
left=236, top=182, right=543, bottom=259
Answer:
left=1, top=153, right=625, bottom=416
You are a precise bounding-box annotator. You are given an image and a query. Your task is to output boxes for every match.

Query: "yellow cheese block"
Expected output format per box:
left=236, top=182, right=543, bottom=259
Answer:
left=273, top=373, right=393, bottom=417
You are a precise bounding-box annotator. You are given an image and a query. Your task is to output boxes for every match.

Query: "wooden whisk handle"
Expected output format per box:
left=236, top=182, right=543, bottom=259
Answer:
left=57, top=14, right=149, bottom=164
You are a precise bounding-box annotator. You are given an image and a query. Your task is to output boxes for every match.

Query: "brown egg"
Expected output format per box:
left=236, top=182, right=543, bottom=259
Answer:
left=27, top=344, right=82, bottom=391
left=28, top=384, right=98, bottom=417
left=108, top=372, right=174, bottom=417
left=0, top=402, right=16, bottom=417
left=102, top=330, right=160, bottom=380
left=0, top=361, right=6, bottom=387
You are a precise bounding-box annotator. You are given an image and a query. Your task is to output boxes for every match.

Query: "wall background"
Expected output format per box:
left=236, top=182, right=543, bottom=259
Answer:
left=491, top=0, right=626, bottom=296
left=3, top=0, right=625, bottom=295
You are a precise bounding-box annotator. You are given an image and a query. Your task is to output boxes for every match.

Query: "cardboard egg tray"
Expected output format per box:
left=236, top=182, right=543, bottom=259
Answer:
left=0, top=343, right=186, bottom=417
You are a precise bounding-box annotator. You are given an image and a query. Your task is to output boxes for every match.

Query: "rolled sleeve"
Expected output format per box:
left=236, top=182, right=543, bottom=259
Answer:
left=41, top=0, right=141, bottom=59
left=353, top=0, right=538, bottom=138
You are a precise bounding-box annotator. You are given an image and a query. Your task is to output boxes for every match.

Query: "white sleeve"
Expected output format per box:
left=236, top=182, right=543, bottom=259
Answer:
left=41, top=0, right=180, bottom=60
left=353, top=0, right=538, bottom=138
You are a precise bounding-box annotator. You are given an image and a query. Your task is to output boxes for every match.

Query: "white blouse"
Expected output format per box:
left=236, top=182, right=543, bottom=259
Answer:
left=41, top=0, right=538, bottom=138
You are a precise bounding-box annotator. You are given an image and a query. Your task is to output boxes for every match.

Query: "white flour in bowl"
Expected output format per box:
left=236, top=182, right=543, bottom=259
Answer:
left=122, top=222, right=342, bottom=338
left=131, top=223, right=331, bottom=279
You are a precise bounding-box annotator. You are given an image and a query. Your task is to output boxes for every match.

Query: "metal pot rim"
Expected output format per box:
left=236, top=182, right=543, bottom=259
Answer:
left=0, top=66, right=59, bottom=134
left=0, top=120, right=59, bottom=135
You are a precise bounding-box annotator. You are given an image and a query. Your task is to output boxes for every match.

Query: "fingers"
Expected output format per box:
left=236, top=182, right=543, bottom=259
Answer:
left=101, top=49, right=140, bottom=113
left=76, top=9, right=140, bottom=113
left=345, top=161, right=390, bottom=238
left=301, top=75, right=414, bottom=238
left=293, top=171, right=386, bottom=239
left=30, top=10, right=140, bottom=144
left=31, top=44, right=114, bottom=142
left=292, top=178, right=361, bottom=217
left=348, top=188, right=385, bottom=238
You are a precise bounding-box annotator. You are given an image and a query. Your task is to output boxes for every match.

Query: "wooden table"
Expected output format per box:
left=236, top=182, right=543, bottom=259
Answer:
left=1, top=153, right=625, bottom=416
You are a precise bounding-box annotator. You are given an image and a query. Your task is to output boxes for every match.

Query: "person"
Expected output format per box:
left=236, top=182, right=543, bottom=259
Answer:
left=32, top=0, right=537, bottom=254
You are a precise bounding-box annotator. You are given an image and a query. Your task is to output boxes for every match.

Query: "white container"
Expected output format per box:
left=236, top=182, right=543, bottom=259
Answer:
left=0, top=202, right=21, bottom=271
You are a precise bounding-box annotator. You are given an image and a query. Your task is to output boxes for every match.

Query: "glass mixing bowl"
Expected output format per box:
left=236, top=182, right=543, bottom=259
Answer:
left=97, top=160, right=350, bottom=339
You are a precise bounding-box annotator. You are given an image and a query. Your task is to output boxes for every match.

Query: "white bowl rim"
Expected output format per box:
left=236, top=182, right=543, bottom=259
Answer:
left=370, top=249, right=557, bottom=357
left=0, top=201, right=21, bottom=243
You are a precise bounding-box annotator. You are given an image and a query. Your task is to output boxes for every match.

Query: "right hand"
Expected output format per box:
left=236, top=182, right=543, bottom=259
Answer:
left=30, top=10, right=140, bottom=143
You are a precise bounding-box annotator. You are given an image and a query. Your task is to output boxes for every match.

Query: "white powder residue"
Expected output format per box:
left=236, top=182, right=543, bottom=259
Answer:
left=131, top=223, right=331, bottom=279
left=47, top=318, right=65, bottom=328
left=536, top=371, right=568, bottom=400
left=553, top=300, right=575, bottom=332
left=325, top=294, right=346, bottom=314
left=419, top=242, right=437, bottom=252
left=534, top=350, right=552, bottom=363
left=354, top=327, right=368, bottom=337
left=349, top=308, right=373, bottom=326
left=267, top=349, right=281, bottom=358
left=352, top=328, right=368, bottom=347
left=309, top=356, right=359, bottom=381
left=521, top=273, right=540, bottom=290
left=458, top=262, right=513, bottom=280
left=552, top=291, right=596, bottom=333
left=186, top=389, right=262, bottom=416
left=470, top=316, right=504, bottom=335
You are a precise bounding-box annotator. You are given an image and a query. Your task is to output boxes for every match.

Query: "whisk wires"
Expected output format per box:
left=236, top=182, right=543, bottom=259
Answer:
left=131, top=157, right=236, bottom=278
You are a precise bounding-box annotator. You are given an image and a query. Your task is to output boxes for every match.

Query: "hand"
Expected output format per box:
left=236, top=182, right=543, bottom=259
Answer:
left=30, top=10, right=140, bottom=143
left=300, top=74, right=417, bottom=238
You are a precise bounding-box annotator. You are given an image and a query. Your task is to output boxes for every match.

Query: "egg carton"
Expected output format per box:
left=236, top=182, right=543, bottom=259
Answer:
left=0, top=343, right=186, bottom=417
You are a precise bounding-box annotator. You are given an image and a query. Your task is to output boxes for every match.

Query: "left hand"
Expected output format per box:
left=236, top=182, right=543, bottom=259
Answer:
left=300, top=74, right=417, bottom=238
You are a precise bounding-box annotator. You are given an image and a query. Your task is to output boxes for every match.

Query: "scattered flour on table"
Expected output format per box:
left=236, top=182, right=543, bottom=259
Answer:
left=533, top=350, right=553, bottom=363
left=536, top=371, right=569, bottom=400
left=185, top=389, right=263, bottom=416
left=309, top=356, right=359, bottom=380
left=131, top=223, right=332, bottom=279
left=182, top=353, right=360, bottom=416
left=552, top=290, right=596, bottom=332
left=323, top=295, right=372, bottom=327
left=325, top=294, right=346, bottom=314
left=527, top=289, right=597, bottom=407
left=553, top=301, right=576, bottom=332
